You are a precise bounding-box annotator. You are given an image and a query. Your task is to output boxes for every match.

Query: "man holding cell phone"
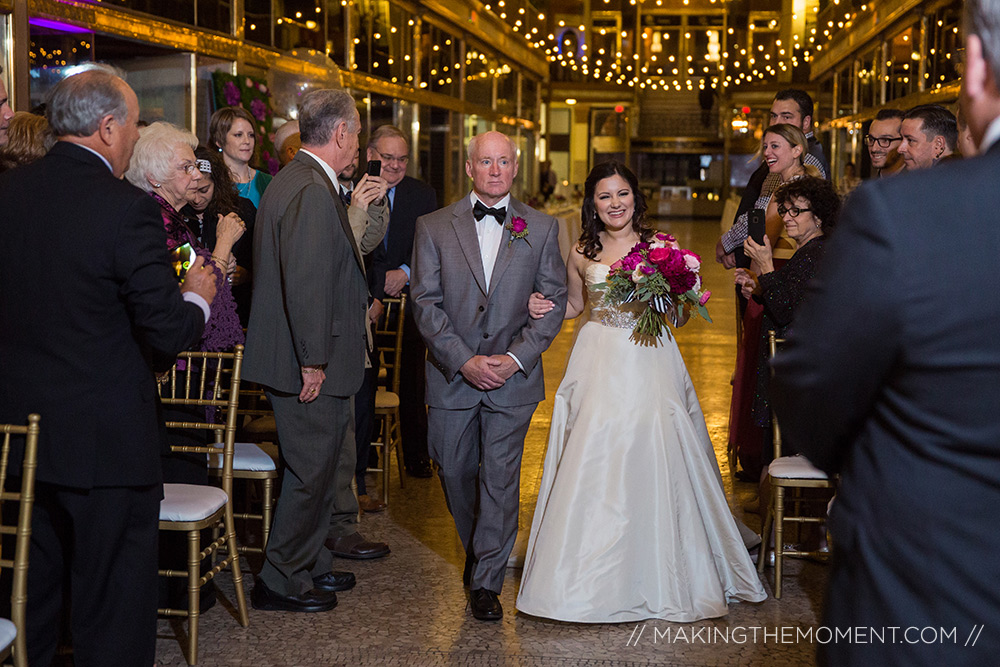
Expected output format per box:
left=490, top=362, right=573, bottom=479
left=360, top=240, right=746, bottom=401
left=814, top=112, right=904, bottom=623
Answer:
left=365, top=125, right=438, bottom=480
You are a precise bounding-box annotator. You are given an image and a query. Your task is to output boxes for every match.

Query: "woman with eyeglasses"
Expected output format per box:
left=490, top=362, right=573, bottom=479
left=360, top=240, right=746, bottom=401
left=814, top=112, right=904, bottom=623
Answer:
left=125, top=122, right=245, bottom=353
left=734, top=176, right=840, bottom=466
left=728, top=124, right=822, bottom=481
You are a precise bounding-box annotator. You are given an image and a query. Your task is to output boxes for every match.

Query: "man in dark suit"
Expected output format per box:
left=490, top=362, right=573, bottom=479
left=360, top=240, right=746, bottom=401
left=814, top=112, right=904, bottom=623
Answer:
left=411, top=131, right=567, bottom=620
left=367, top=125, right=438, bottom=478
left=244, top=89, right=380, bottom=613
left=0, top=66, right=216, bottom=666
left=771, top=3, right=1000, bottom=662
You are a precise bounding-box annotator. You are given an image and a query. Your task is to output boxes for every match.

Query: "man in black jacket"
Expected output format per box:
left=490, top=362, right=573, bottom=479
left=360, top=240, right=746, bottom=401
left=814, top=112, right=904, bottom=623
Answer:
left=771, top=2, right=1000, bottom=662
left=367, top=125, right=438, bottom=478
left=0, top=66, right=216, bottom=666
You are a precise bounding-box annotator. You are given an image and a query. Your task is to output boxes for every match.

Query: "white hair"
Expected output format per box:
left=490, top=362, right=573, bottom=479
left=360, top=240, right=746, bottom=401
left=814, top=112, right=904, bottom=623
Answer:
left=124, top=122, right=198, bottom=193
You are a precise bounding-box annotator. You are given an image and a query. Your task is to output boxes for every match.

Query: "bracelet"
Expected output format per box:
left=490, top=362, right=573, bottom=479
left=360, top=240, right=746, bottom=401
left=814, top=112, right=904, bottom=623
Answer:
left=301, top=367, right=323, bottom=374
left=211, top=255, right=229, bottom=263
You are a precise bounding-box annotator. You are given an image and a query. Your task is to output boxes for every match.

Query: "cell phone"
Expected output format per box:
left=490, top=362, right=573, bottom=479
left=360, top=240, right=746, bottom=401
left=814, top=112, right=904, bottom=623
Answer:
left=171, top=243, right=195, bottom=281
left=748, top=209, right=766, bottom=245
left=366, top=160, right=381, bottom=177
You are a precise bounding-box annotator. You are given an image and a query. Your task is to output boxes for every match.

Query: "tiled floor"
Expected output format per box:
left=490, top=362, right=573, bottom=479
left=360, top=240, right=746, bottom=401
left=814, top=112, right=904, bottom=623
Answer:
left=155, top=217, right=829, bottom=666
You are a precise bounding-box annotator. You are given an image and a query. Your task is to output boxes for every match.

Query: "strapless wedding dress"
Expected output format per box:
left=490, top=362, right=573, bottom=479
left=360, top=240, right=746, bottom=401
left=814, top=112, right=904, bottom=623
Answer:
left=516, top=263, right=766, bottom=623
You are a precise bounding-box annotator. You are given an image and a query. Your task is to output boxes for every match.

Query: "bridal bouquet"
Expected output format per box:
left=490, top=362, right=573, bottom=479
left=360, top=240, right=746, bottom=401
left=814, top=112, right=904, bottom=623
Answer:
left=598, top=232, right=712, bottom=338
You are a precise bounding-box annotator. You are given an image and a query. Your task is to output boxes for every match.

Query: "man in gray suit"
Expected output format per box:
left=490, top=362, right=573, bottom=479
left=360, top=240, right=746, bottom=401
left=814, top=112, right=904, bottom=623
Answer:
left=411, top=131, right=567, bottom=621
left=244, top=89, right=384, bottom=613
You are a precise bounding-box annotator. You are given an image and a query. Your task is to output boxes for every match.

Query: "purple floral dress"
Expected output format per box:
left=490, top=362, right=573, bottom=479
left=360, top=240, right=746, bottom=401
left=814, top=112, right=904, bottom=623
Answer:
left=152, top=192, right=245, bottom=352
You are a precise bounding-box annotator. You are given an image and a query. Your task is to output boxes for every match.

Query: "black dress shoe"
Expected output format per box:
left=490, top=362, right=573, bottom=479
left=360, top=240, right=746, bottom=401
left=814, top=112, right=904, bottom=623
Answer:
left=251, top=577, right=337, bottom=612
left=469, top=588, right=502, bottom=621
left=312, top=571, right=356, bottom=593
left=405, top=460, right=434, bottom=478
left=325, top=532, right=391, bottom=560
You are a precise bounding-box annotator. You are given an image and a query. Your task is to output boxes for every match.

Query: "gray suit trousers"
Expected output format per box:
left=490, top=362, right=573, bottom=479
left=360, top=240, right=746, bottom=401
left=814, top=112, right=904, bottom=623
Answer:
left=428, top=395, right=537, bottom=593
left=259, top=390, right=356, bottom=596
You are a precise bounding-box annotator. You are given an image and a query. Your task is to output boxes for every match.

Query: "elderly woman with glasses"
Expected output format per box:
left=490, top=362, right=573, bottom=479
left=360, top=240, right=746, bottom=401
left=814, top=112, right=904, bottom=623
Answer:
left=125, top=122, right=244, bottom=352
left=733, top=176, right=840, bottom=470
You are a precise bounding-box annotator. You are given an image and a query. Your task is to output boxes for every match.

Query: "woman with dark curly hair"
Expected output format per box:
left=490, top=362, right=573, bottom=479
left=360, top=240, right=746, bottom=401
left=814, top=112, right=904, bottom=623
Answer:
left=733, top=176, right=840, bottom=467
left=518, top=161, right=765, bottom=623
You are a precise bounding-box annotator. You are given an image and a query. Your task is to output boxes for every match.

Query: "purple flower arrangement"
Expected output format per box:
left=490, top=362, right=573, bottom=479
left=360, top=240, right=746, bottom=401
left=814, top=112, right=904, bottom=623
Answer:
left=598, top=232, right=712, bottom=338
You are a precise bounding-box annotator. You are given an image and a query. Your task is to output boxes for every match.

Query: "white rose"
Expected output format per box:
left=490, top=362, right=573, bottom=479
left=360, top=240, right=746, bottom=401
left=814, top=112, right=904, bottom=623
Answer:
left=684, top=254, right=700, bottom=271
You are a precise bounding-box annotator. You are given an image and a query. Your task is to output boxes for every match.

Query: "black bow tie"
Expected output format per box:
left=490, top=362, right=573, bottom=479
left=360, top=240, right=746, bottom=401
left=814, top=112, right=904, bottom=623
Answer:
left=473, top=201, right=506, bottom=224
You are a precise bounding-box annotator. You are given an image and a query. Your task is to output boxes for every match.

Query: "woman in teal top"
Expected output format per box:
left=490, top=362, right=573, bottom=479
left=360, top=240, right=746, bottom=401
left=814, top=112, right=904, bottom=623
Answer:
left=209, top=106, right=272, bottom=208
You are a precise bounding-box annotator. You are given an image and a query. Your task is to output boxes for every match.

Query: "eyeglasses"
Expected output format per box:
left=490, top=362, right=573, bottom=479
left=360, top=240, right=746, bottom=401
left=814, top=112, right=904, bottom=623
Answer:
left=777, top=205, right=812, bottom=218
left=178, top=162, right=199, bottom=175
left=376, top=151, right=409, bottom=165
left=865, top=135, right=902, bottom=148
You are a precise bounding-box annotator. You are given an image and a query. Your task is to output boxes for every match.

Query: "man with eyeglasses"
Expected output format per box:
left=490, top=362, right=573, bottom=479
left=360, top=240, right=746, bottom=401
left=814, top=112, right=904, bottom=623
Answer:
left=865, top=108, right=905, bottom=178
left=365, top=125, right=438, bottom=480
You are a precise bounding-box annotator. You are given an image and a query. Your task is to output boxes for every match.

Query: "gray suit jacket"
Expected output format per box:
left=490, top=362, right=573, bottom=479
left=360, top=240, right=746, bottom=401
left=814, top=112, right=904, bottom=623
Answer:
left=244, top=151, right=369, bottom=397
left=411, top=195, right=567, bottom=409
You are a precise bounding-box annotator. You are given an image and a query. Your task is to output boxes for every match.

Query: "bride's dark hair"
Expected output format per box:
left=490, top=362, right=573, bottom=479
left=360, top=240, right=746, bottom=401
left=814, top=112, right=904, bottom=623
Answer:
left=578, top=161, right=652, bottom=261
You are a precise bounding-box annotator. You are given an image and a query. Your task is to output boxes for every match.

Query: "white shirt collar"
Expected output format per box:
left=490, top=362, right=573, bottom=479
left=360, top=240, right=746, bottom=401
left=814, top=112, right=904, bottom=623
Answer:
left=979, top=115, right=1000, bottom=154
left=74, top=143, right=114, bottom=173
left=469, top=191, right=511, bottom=213
left=299, top=148, right=342, bottom=189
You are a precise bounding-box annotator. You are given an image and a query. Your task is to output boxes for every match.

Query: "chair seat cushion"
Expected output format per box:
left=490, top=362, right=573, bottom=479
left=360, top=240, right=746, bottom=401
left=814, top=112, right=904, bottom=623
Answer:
left=208, top=442, right=277, bottom=472
left=768, top=455, right=829, bottom=480
left=375, top=390, right=399, bottom=409
left=160, top=483, right=227, bottom=522
left=244, top=416, right=276, bottom=434
left=0, top=618, right=15, bottom=653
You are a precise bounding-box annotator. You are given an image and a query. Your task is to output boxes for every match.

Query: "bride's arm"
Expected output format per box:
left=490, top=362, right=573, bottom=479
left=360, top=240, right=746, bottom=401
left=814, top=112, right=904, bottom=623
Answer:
left=527, top=247, right=588, bottom=320
left=563, top=248, right=588, bottom=320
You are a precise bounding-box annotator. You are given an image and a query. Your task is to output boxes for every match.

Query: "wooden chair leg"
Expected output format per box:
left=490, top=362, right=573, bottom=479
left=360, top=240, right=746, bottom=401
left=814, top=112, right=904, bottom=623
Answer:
left=262, top=478, right=273, bottom=548
left=186, top=530, right=201, bottom=666
left=225, top=515, right=250, bottom=627
left=393, top=413, right=405, bottom=489
left=774, top=486, right=786, bottom=599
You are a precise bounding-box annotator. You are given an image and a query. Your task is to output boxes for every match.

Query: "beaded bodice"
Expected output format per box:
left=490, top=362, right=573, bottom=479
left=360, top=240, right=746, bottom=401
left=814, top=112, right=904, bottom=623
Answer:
left=586, top=263, right=645, bottom=330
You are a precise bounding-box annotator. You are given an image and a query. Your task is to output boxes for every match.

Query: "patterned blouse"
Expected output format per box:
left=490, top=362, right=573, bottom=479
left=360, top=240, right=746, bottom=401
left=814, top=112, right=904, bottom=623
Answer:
left=152, top=192, right=245, bottom=352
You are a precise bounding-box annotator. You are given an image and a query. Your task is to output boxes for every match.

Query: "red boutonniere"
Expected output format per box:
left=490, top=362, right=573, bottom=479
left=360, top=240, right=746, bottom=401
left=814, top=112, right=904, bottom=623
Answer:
left=506, top=216, right=530, bottom=248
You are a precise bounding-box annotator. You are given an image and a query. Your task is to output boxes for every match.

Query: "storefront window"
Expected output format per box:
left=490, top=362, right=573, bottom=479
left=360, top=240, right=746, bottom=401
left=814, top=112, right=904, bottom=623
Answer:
left=925, top=5, right=963, bottom=90
left=420, top=22, right=459, bottom=97
left=465, top=44, right=495, bottom=108
left=888, top=25, right=919, bottom=101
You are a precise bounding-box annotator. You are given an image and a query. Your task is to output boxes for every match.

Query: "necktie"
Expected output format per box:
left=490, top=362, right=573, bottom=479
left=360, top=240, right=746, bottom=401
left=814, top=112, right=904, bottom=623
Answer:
left=473, top=200, right=506, bottom=224
left=340, top=187, right=351, bottom=206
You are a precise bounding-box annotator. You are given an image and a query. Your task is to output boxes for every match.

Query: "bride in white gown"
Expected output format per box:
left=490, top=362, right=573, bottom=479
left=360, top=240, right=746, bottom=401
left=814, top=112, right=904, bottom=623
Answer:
left=516, top=162, right=766, bottom=623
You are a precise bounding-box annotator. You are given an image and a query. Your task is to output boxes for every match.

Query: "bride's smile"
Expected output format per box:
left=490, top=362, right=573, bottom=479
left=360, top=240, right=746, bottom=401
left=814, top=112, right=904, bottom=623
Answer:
left=594, top=174, right=635, bottom=230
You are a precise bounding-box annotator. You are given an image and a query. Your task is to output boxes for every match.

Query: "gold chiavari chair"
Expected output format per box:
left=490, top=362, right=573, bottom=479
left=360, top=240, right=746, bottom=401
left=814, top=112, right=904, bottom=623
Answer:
left=158, top=346, right=249, bottom=665
left=0, top=414, right=40, bottom=667
left=369, top=295, right=407, bottom=503
left=209, top=383, right=278, bottom=554
left=757, top=331, right=836, bottom=598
